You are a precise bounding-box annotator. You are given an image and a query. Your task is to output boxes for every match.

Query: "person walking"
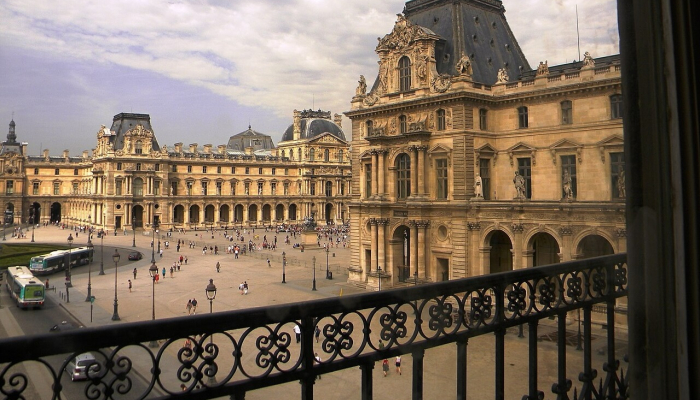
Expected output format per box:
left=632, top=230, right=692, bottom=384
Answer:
left=243, top=281, right=249, bottom=295
left=186, top=299, right=193, bottom=315
left=133, top=268, right=137, bottom=279
left=267, top=258, right=271, bottom=268
left=191, top=298, right=198, bottom=314
left=239, top=282, right=245, bottom=295
left=294, top=324, right=301, bottom=343
left=395, top=355, right=402, bottom=375
left=162, top=267, right=167, bottom=281
left=216, top=261, right=220, bottom=273
left=382, top=359, right=389, bottom=377
left=155, top=273, right=160, bottom=284
left=315, top=326, right=321, bottom=343
left=128, top=279, right=132, bottom=293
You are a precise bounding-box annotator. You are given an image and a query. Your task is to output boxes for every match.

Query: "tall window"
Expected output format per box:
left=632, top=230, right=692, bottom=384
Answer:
left=561, top=155, right=577, bottom=198
left=257, top=182, right=263, bottom=195
left=73, top=168, right=78, bottom=175
left=244, top=182, right=250, bottom=195
left=53, top=182, right=60, bottom=195
left=283, top=183, right=289, bottom=195
left=338, top=150, right=344, bottom=162
left=272, top=168, right=276, bottom=175
left=135, top=141, right=143, bottom=154
left=479, top=108, right=488, bottom=130
left=309, top=148, right=315, bottom=161
left=172, top=165, right=177, bottom=172
left=310, top=182, right=316, bottom=196
left=399, top=115, right=407, bottom=134
left=33, top=182, right=39, bottom=195
left=203, top=166, right=207, bottom=173
left=610, top=94, right=623, bottom=119
left=271, top=182, right=277, bottom=195
left=232, top=167, right=236, bottom=174
left=436, top=159, right=448, bottom=199
left=366, top=120, right=373, bottom=136
left=517, top=158, right=532, bottom=199
left=155, top=164, right=160, bottom=172
left=436, top=109, right=446, bottom=131
left=340, top=182, right=345, bottom=195
left=399, top=56, right=412, bottom=91
left=258, top=168, right=263, bottom=174
left=561, top=100, right=573, bottom=124
left=325, top=181, right=333, bottom=196
left=298, top=148, right=302, bottom=160
left=245, top=167, right=250, bottom=174
left=72, top=183, right=78, bottom=195
left=396, top=153, right=411, bottom=199
left=34, top=168, right=38, bottom=174
left=281, top=150, right=286, bottom=158
left=324, top=149, right=330, bottom=162
left=518, top=106, right=529, bottom=128
left=216, top=166, right=221, bottom=173
left=171, top=182, right=178, bottom=196
left=136, top=163, right=142, bottom=171
left=186, top=182, right=193, bottom=196
left=479, top=159, right=491, bottom=200
left=115, top=180, right=122, bottom=195
left=202, top=181, right=208, bottom=196
left=216, top=181, right=222, bottom=195
left=365, top=163, right=372, bottom=198
left=187, top=165, right=192, bottom=173
left=55, top=168, right=60, bottom=175
left=133, top=178, right=144, bottom=196
left=5, top=180, right=13, bottom=195
left=154, top=180, right=161, bottom=195
left=611, top=152, right=625, bottom=199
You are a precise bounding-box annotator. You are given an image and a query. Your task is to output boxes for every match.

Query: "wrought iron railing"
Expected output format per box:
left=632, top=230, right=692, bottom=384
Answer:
left=0, top=253, right=628, bottom=400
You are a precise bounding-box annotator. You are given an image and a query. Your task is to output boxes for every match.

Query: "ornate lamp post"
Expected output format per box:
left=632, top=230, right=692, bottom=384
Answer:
left=377, top=265, right=382, bottom=292
left=325, top=245, right=331, bottom=279
left=99, top=221, right=105, bottom=275
left=205, top=279, right=217, bottom=385
left=132, top=216, right=136, bottom=247
left=66, top=234, right=74, bottom=288
left=312, top=256, right=317, bottom=291
left=85, top=228, right=94, bottom=302
left=111, top=249, right=121, bottom=321
left=282, top=251, right=286, bottom=284
left=148, top=261, right=158, bottom=348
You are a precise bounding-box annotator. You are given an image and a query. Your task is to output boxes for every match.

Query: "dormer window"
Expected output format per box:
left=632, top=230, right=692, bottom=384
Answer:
left=135, top=141, right=143, bottom=154
left=399, top=56, right=412, bottom=92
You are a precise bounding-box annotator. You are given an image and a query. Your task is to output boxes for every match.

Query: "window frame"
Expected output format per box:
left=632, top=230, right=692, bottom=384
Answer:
left=517, top=157, right=532, bottom=199
left=518, top=106, right=529, bottom=128
left=436, top=109, right=446, bottom=131
left=561, top=100, right=573, bottom=125
left=396, top=153, right=411, bottom=199
left=435, top=158, right=448, bottom=199
left=398, top=56, right=412, bottom=92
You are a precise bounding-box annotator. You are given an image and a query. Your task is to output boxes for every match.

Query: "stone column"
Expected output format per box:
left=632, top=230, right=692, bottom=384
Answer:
left=370, top=218, right=378, bottom=273
left=409, top=220, right=419, bottom=278
left=417, top=220, right=429, bottom=279
left=409, top=146, right=418, bottom=196
left=511, top=223, right=524, bottom=270
left=377, top=219, right=388, bottom=274
left=417, top=146, right=427, bottom=195
left=371, top=150, right=378, bottom=196
left=377, top=150, right=386, bottom=196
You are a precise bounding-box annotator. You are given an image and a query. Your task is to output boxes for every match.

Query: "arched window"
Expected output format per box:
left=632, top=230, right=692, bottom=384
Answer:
left=324, top=149, right=330, bottom=162
left=281, top=150, right=286, bottom=158
left=298, top=148, right=302, bottom=160
left=399, top=56, right=412, bottom=91
left=396, top=154, right=411, bottom=199
left=399, top=115, right=407, bottom=134
left=135, top=141, right=143, bottom=154
left=309, top=148, right=315, bottom=161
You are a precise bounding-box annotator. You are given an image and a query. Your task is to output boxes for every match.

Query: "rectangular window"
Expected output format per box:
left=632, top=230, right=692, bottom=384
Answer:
left=217, top=166, right=221, bottom=174
left=5, top=180, right=13, bottom=195
left=53, top=182, right=60, bottom=195
left=310, top=182, right=316, bottom=196
left=34, top=168, right=38, bottom=175
left=231, top=181, right=236, bottom=196
left=340, top=182, right=345, bottom=195
left=271, top=182, right=277, bottom=195
left=216, top=181, right=222, bottom=195
left=203, top=166, right=207, bottom=173
left=116, top=163, right=122, bottom=171
left=172, top=165, right=177, bottom=172
left=611, top=94, right=623, bottom=119
left=479, top=158, right=491, bottom=200
left=561, top=100, right=573, bottom=125
left=325, top=181, right=332, bottom=197
left=115, top=181, right=122, bottom=195
left=257, top=182, right=263, bottom=195
left=436, top=159, right=448, bottom=199
left=202, top=181, right=208, bottom=195
left=136, top=163, right=141, bottom=171
left=272, top=168, right=276, bottom=175
left=73, top=168, right=78, bottom=175
left=171, top=182, right=178, bottom=196
left=154, top=180, right=161, bottom=195
left=55, top=168, right=60, bottom=175
left=284, top=168, right=289, bottom=175
left=72, top=183, right=79, bottom=194
left=258, top=168, right=263, bottom=175
left=155, top=163, right=160, bottom=172
left=518, top=106, right=529, bottom=128
left=365, top=163, right=372, bottom=198
left=245, top=167, right=250, bottom=174
left=517, top=158, right=532, bottom=199
left=187, top=165, right=192, bottom=173
left=232, top=167, right=236, bottom=174
left=436, top=109, right=446, bottom=131
left=479, top=109, right=488, bottom=130
left=33, top=182, right=39, bottom=195
left=399, top=115, right=407, bottom=134
left=561, top=155, right=577, bottom=199
left=611, top=152, right=625, bottom=199
left=284, top=183, right=289, bottom=195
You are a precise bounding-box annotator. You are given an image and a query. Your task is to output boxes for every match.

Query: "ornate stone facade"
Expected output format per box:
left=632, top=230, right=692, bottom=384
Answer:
left=346, top=1, right=625, bottom=289
left=0, top=111, right=351, bottom=232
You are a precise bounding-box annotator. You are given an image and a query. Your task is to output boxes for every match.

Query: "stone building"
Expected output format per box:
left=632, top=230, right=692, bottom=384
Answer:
left=346, top=0, right=625, bottom=289
left=0, top=110, right=351, bottom=232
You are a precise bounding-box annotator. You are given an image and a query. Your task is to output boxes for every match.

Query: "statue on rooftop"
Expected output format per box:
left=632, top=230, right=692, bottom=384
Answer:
left=356, top=75, right=367, bottom=96
left=496, top=68, right=509, bottom=84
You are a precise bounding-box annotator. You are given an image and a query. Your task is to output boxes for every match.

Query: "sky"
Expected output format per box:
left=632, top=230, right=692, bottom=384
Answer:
left=0, top=0, right=619, bottom=155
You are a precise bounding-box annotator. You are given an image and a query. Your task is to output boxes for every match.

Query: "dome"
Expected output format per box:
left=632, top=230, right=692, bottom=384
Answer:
left=281, top=110, right=346, bottom=142
left=226, top=126, right=275, bottom=151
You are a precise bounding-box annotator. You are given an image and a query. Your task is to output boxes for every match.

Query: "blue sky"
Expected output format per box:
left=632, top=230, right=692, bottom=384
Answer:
left=0, top=0, right=619, bottom=155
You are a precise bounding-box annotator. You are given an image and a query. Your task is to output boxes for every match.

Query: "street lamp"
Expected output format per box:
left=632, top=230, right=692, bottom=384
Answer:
left=66, top=234, right=74, bottom=288
left=205, top=279, right=217, bottom=385
left=85, top=234, right=94, bottom=302
left=132, top=216, right=136, bottom=247
left=30, top=206, right=35, bottom=243
left=312, top=256, right=317, bottom=291
left=99, top=223, right=105, bottom=275
left=111, top=249, right=121, bottom=321
left=282, top=251, right=286, bottom=283
left=148, top=261, right=158, bottom=348
left=325, top=245, right=331, bottom=279
left=377, top=265, right=382, bottom=291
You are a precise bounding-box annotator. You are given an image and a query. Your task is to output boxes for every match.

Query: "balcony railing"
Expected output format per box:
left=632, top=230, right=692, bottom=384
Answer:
left=0, top=254, right=628, bottom=399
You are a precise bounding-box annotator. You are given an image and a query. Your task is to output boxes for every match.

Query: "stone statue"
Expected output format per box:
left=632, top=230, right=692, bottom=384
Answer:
left=496, top=68, right=509, bottom=84
left=356, top=75, right=367, bottom=96
left=170, top=186, right=174, bottom=195
left=379, top=61, right=389, bottom=93
left=536, top=60, right=549, bottom=76
left=617, top=166, right=626, bottom=198
left=582, top=51, right=595, bottom=68
left=416, top=54, right=429, bottom=82
left=474, top=173, right=483, bottom=198
left=513, top=171, right=526, bottom=199
left=563, top=169, right=573, bottom=199
left=456, top=55, right=473, bottom=76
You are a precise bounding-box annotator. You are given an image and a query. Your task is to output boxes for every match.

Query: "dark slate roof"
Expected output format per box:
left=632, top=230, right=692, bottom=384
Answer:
left=520, top=54, right=621, bottom=80
left=108, top=113, right=160, bottom=151
left=281, top=115, right=346, bottom=143
left=404, top=0, right=531, bottom=84
left=0, top=119, right=22, bottom=155
left=226, top=126, right=275, bottom=151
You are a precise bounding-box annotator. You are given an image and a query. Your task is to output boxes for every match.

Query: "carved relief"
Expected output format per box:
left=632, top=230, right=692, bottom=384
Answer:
left=376, top=14, right=432, bottom=53
left=432, top=74, right=452, bottom=93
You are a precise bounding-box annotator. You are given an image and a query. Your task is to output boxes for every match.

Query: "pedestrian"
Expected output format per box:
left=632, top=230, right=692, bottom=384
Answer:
left=216, top=261, right=220, bottom=273
left=162, top=267, right=166, bottom=280
left=170, top=266, right=174, bottom=278
left=267, top=258, right=271, bottom=268
left=315, top=326, right=321, bottom=343
left=314, top=353, right=322, bottom=379
left=45, top=278, right=49, bottom=288
left=239, top=282, right=245, bottom=295
left=382, top=359, right=389, bottom=377
left=180, top=255, right=184, bottom=263
left=128, top=279, right=132, bottom=292
left=378, top=340, right=385, bottom=350
left=186, top=299, right=193, bottom=315
left=155, top=273, right=160, bottom=284
left=294, top=324, right=301, bottom=343
left=159, top=248, right=163, bottom=258
left=243, top=281, right=249, bottom=295
left=185, top=256, right=188, bottom=264
left=133, top=268, right=137, bottom=279
left=192, top=298, right=198, bottom=314
left=395, top=355, right=402, bottom=375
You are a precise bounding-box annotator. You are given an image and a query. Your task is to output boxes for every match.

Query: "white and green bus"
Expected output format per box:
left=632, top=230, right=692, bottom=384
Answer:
left=5, top=266, right=45, bottom=309
left=29, top=246, right=94, bottom=276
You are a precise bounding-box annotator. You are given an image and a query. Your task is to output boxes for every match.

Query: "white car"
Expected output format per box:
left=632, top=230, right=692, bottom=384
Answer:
left=65, top=352, right=100, bottom=381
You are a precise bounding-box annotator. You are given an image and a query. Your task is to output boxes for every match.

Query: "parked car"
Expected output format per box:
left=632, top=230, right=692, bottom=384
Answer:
left=65, top=352, right=100, bottom=381
left=128, top=251, right=142, bottom=261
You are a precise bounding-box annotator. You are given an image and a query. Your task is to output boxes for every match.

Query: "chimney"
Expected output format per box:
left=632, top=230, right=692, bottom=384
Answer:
left=174, top=143, right=183, bottom=153
left=63, top=150, right=70, bottom=161
left=189, top=143, right=198, bottom=153
left=43, top=149, right=49, bottom=160
left=203, top=144, right=212, bottom=154
left=293, top=110, right=301, bottom=140
left=21, top=143, right=28, bottom=156
left=245, top=146, right=253, bottom=155
left=334, top=113, right=342, bottom=129
left=217, top=145, right=226, bottom=155
left=82, top=150, right=89, bottom=159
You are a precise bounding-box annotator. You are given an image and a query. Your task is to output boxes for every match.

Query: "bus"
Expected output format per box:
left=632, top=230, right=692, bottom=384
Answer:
left=29, top=246, right=94, bottom=276
left=5, top=266, right=45, bottom=308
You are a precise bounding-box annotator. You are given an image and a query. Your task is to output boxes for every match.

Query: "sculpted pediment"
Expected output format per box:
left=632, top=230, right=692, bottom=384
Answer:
left=549, top=139, right=583, bottom=164
left=507, top=142, right=537, bottom=166
left=597, top=135, right=624, bottom=162
left=376, top=14, right=440, bottom=53
left=308, top=133, right=348, bottom=146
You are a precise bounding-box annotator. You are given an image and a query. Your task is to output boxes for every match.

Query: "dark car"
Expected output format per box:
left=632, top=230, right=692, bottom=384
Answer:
left=128, top=251, right=143, bottom=261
